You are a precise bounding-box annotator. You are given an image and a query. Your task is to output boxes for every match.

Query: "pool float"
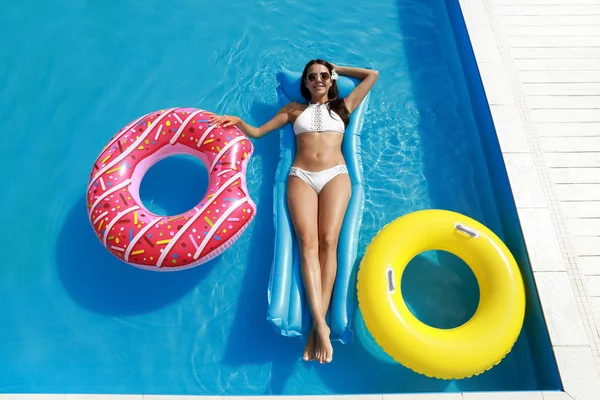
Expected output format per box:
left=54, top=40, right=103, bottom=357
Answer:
left=87, top=107, right=256, bottom=271
left=357, top=209, right=526, bottom=379
left=267, top=68, right=369, bottom=343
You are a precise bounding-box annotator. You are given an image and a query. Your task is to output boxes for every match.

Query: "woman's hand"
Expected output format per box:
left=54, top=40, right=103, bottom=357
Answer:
left=208, top=102, right=294, bottom=139
left=334, top=65, right=379, bottom=114
left=209, top=114, right=241, bottom=128
left=208, top=114, right=261, bottom=138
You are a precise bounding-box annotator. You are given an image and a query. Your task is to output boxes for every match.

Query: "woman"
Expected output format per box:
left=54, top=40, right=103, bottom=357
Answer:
left=210, top=60, right=378, bottom=364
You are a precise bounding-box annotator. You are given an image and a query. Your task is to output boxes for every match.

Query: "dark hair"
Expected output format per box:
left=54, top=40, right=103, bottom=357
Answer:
left=300, top=59, right=350, bottom=127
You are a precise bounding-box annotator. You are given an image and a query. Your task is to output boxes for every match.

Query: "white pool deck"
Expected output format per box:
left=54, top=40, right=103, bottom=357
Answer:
left=6, top=1, right=600, bottom=400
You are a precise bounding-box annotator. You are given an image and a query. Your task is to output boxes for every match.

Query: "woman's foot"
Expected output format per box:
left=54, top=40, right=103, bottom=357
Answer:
left=303, top=327, right=317, bottom=361
left=315, top=322, right=333, bottom=364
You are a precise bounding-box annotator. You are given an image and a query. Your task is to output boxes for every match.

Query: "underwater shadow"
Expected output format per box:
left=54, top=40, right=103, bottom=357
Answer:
left=314, top=253, right=474, bottom=394
left=56, top=156, right=216, bottom=316
left=222, top=100, right=299, bottom=395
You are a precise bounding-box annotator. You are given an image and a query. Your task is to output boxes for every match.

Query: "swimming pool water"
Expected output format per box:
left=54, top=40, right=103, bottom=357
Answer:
left=0, top=0, right=561, bottom=395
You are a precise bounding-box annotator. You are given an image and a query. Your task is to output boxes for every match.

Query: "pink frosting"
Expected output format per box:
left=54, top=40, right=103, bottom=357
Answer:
left=87, top=108, right=256, bottom=271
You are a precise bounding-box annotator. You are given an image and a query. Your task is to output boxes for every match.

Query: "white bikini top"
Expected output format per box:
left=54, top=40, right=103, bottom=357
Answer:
left=293, top=103, right=345, bottom=135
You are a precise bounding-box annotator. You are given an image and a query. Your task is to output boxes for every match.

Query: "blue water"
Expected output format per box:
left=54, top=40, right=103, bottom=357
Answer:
left=0, top=0, right=561, bottom=396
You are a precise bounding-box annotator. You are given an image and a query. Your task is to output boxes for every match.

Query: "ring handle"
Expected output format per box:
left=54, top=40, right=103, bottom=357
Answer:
left=386, top=266, right=395, bottom=294
left=454, top=222, right=480, bottom=238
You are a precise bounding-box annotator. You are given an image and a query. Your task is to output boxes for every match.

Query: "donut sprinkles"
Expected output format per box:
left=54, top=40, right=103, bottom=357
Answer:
left=87, top=107, right=256, bottom=271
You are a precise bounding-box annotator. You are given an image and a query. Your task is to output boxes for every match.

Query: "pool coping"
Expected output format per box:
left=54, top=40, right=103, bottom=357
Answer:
left=4, top=1, right=599, bottom=400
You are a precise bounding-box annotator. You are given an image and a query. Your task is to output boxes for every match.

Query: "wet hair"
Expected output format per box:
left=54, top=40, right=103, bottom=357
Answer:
left=300, top=59, right=350, bottom=127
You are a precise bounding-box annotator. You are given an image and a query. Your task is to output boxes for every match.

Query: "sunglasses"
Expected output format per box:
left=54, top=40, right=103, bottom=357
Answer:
left=307, top=72, right=331, bottom=82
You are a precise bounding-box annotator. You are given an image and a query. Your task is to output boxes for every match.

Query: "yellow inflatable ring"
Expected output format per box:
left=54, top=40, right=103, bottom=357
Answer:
left=357, top=209, right=526, bottom=380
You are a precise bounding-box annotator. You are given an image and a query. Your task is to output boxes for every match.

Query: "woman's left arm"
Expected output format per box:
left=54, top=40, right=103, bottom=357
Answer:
left=332, top=64, right=379, bottom=114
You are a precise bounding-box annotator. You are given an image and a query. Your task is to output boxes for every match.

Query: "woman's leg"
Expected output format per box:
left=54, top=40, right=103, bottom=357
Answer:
left=318, top=173, right=351, bottom=321
left=286, top=175, right=323, bottom=362
left=316, top=172, right=351, bottom=363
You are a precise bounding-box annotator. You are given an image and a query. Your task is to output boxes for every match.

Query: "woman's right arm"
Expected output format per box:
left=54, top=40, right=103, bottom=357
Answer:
left=209, top=103, right=295, bottom=139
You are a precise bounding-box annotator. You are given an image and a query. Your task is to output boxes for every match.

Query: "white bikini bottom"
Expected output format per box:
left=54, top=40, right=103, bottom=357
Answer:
left=289, top=164, right=349, bottom=194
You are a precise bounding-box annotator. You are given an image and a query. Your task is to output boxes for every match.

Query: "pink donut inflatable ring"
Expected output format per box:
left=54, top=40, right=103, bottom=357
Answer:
left=87, top=107, right=257, bottom=271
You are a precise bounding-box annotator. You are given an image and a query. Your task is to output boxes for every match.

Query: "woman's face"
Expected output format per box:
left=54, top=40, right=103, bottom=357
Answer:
left=305, top=64, right=332, bottom=98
